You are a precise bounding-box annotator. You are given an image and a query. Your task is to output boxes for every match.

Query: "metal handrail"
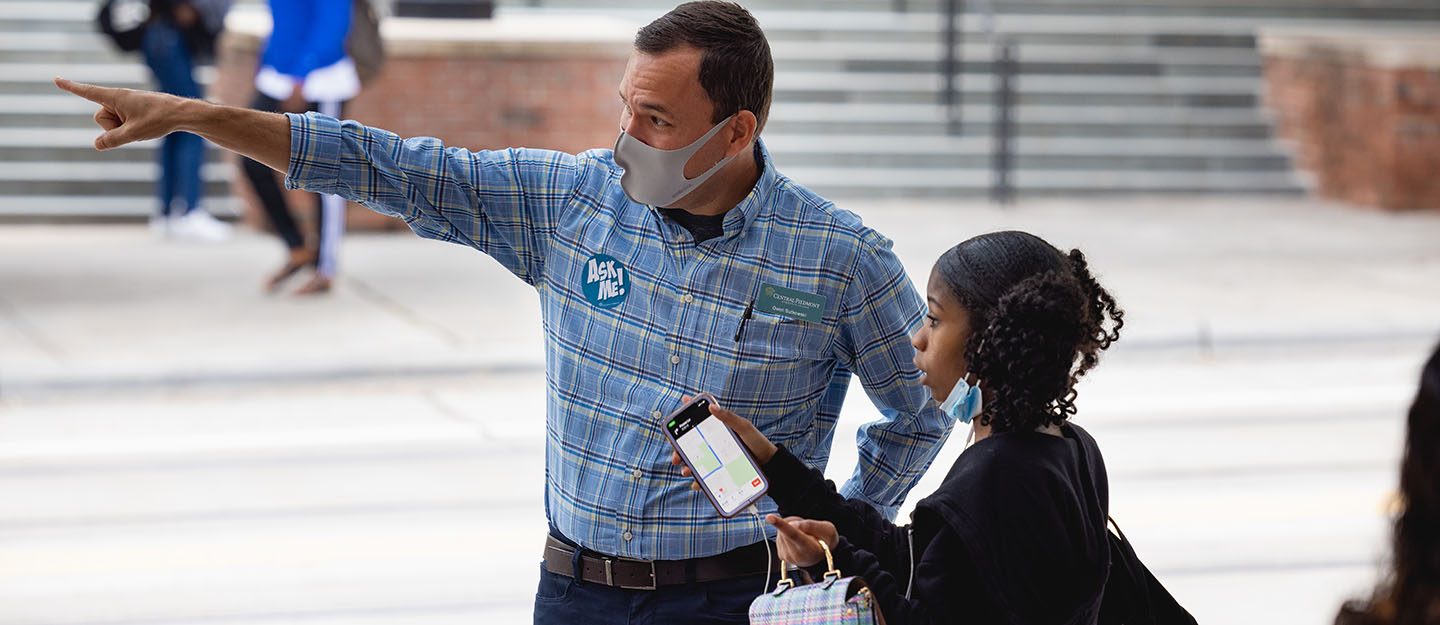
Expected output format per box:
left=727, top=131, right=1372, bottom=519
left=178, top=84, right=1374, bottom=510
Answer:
left=940, top=0, right=963, bottom=136
left=992, top=36, right=1016, bottom=205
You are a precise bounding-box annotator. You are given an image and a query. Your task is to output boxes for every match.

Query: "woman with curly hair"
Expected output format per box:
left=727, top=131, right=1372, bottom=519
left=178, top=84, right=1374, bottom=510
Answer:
left=674, top=230, right=1124, bottom=624
left=1336, top=342, right=1440, bottom=625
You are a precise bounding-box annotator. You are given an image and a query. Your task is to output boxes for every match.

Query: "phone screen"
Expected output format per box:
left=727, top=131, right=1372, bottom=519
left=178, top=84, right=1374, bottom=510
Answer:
left=665, top=396, right=768, bottom=517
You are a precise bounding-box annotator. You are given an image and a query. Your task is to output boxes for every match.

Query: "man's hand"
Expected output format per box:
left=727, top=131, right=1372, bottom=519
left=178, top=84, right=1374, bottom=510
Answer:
left=668, top=395, right=779, bottom=491
left=768, top=514, right=839, bottom=569
left=55, top=78, right=191, bottom=151
left=172, top=2, right=198, bottom=27
left=54, top=77, right=295, bottom=173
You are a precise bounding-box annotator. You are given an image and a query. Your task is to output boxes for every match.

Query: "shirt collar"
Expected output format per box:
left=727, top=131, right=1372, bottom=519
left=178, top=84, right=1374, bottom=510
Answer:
left=723, top=139, right=776, bottom=237
left=646, top=139, right=776, bottom=239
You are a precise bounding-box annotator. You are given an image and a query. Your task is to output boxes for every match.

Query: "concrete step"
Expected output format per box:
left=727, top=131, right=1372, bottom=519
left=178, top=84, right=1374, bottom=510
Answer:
left=782, top=167, right=1306, bottom=197
left=773, top=71, right=1260, bottom=107
left=767, top=119, right=1273, bottom=139
left=501, top=7, right=1440, bottom=38
left=771, top=150, right=1294, bottom=171
left=0, top=161, right=231, bottom=196
left=767, top=102, right=1274, bottom=138
left=0, top=194, right=241, bottom=221
left=0, top=127, right=226, bottom=158
left=775, top=64, right=1263, bottom=81
left=0, top=63, right=215, bottom=95
left=771, top=40, right=1262, bottom=65
left=765, top=133, right=1292, bottom=156
left=502, top=0, right=1440, bottom=20
left=772, top=101, right=1272, bottom=124
left=0, top=32, right=130, bottom=64
left=0, top=142, right=231, bottom=163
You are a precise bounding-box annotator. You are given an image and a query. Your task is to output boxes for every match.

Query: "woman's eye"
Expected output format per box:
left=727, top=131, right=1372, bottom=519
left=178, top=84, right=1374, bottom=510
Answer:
left=926, top=315, right=939, bottom=327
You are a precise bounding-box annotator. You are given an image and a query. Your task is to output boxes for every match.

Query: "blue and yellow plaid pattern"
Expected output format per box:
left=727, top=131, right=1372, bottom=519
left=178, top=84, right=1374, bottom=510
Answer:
left=284, top=112, right=954, bottom=560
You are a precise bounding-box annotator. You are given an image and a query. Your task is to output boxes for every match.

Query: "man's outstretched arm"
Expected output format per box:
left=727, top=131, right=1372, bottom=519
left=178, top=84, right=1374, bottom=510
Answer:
left=55, top=78, right=292, bottom=172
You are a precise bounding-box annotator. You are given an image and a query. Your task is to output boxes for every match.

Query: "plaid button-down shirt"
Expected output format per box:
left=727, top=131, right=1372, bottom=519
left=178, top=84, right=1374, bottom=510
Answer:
left=284, top=112, right=954, bottom=560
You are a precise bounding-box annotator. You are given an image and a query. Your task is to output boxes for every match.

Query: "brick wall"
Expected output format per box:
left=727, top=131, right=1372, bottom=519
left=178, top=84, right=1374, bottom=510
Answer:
left=1261, top=32, right=1440, bottom=210
left=213, top=28, right=627, bottom=232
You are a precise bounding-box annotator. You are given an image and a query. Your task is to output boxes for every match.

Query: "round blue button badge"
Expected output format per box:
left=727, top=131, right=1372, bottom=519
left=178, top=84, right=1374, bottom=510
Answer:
left=582, top=253, right=629, bottom=309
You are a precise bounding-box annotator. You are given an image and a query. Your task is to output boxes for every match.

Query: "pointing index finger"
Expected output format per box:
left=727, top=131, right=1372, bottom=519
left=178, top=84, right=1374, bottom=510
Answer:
left=54, top=78, right=115, bottom=105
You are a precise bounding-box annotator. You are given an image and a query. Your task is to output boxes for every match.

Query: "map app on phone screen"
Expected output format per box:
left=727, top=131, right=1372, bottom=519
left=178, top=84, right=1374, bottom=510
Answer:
left=664, top=395, right=768, bottom=517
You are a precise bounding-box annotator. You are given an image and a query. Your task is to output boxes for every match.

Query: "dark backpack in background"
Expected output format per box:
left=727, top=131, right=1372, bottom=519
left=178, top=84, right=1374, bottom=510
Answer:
left=96, top=0, right=151, bottom=52
left=1099, top=517, right=1200, bottom=625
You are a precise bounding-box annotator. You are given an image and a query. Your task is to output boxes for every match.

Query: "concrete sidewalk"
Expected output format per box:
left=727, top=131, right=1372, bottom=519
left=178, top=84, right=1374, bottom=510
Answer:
left=2, top=196, right=1438, bottom=399
left=1, top=196, right=1439, bottom=625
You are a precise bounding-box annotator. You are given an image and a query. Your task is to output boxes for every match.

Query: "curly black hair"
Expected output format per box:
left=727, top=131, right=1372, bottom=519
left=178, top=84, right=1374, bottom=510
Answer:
left=1337, top=342, right=1440, bottom=625
left=935, top=231, right=1124, bottom=433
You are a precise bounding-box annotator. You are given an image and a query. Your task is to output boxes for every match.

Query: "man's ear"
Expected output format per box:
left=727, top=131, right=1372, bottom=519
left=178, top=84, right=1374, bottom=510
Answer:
left=726, top=110, right=758, bottom=156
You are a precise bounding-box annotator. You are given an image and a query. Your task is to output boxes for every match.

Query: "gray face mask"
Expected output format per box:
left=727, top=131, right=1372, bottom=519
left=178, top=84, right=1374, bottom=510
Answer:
left=613, top=115, right=740, bottom=207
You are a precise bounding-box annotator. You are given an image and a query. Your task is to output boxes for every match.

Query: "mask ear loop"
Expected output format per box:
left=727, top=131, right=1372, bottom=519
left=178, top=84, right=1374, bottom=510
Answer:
left=961, top=335, right=987, bottom=451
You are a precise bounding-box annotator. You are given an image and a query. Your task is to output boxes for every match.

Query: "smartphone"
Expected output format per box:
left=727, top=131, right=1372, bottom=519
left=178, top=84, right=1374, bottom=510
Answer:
left=662, top=394, right=769, bottom=518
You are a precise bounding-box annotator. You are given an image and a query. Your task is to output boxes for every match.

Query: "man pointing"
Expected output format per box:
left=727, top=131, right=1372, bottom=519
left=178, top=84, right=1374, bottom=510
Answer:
left=57, top=2, right=952, bottom=622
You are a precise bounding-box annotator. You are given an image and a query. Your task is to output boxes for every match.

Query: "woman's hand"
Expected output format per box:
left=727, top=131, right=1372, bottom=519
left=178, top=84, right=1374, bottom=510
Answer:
left=669, top=395, right=779, bottom=491
left=768, top=514, right=839, bottom=569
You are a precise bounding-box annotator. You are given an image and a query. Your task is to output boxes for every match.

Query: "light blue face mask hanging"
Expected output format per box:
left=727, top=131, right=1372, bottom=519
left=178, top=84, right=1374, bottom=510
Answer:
left=938, top=374, right=983, bottom=424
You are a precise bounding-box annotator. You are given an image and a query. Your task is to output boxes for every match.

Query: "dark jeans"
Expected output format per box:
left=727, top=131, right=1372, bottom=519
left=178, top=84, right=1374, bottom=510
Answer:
left=532, top=562, right=765, bottom=625
left=241, top=93, right=347, bottom=277
left=141, top=20, right=204, bottom=217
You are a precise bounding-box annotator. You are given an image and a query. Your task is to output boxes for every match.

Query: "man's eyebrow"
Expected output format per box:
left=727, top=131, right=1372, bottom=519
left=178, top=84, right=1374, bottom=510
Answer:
left=619, top=91, right=671, bottom=117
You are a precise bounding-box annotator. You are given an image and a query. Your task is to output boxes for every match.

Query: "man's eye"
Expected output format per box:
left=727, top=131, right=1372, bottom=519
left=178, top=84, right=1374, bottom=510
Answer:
left=652, top=116, right=667, bottom=127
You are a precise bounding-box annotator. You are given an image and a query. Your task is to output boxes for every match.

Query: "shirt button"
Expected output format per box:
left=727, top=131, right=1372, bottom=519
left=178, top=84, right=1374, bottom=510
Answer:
left=651, top=410, right=662, bottom=420
left=623, top=530, right=634, bottom=541
left=633, top=468, right=643, bottom=479
left=683, top=293, right=694, bottom=304
left=670, top=355, right=680, bottom=365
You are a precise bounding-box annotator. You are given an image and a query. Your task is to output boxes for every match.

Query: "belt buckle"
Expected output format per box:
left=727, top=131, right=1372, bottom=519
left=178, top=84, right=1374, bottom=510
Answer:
left=606, top=556, right=658, bottom=590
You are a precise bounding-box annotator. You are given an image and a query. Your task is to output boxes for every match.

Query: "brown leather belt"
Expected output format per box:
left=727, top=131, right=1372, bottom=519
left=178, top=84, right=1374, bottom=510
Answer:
left=542, top=535, right=778, bottom=590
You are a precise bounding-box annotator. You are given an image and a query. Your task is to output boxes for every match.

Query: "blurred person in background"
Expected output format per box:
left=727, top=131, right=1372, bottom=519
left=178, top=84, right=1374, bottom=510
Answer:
left=52, top=2, right=954, bottom=620
left=1336, top=342, right=1440, bottom=625
left=677, top=231, right=1125, bottom=624
left=140, top=0, right=234, bottom=240
left=241, top=0, right=359, bottom=295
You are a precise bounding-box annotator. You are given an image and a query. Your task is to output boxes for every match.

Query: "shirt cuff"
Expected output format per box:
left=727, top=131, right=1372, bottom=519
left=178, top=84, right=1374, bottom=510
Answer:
left=838, top=481, right=900, bottom=521
left=283, top=111, right=344, bottom=195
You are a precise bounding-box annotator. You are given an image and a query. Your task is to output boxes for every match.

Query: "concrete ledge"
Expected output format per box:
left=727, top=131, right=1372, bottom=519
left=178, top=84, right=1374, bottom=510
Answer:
left=222, top=8, right=636, bottom=60
left=1259, top=25, right=1440, bottom=70
left=1259, top=26, right=1440, bottom=210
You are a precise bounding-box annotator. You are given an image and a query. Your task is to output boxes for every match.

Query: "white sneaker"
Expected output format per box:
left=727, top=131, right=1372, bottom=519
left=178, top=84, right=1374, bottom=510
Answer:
left=171, top=210, right=233, bottom=242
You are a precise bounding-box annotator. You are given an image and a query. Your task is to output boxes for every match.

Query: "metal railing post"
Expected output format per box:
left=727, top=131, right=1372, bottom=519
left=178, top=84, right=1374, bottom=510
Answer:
left=992, top=36, right=1016, bottom=205
left=940, top=0, right=962, bottom=136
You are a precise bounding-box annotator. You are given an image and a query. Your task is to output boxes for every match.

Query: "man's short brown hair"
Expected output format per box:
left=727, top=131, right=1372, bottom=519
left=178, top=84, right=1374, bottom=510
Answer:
left=634, top=1, right=774, bottom=135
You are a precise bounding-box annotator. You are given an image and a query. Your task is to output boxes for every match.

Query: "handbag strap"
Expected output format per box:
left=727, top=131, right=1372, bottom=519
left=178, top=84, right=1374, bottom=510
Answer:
left=773, top=537, right=844, bottom=592
left=768, top=538, right=890, bottom=625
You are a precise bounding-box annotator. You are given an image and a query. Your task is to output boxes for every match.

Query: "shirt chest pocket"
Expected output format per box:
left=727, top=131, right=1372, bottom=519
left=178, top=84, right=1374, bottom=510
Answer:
left=726, top=312, right=835, bottom=438
left=737, top=311, right=829, bottom=358
left=734, top=312, right=831, bottom=368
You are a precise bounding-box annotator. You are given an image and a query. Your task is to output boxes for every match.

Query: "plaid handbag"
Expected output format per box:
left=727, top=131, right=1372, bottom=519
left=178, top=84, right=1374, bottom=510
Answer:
left=748, top=540, right=885, bottom=625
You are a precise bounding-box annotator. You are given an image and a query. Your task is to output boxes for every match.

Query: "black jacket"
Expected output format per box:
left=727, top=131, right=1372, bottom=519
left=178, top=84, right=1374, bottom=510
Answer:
left=764, top=423, right=1111, bottom=625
